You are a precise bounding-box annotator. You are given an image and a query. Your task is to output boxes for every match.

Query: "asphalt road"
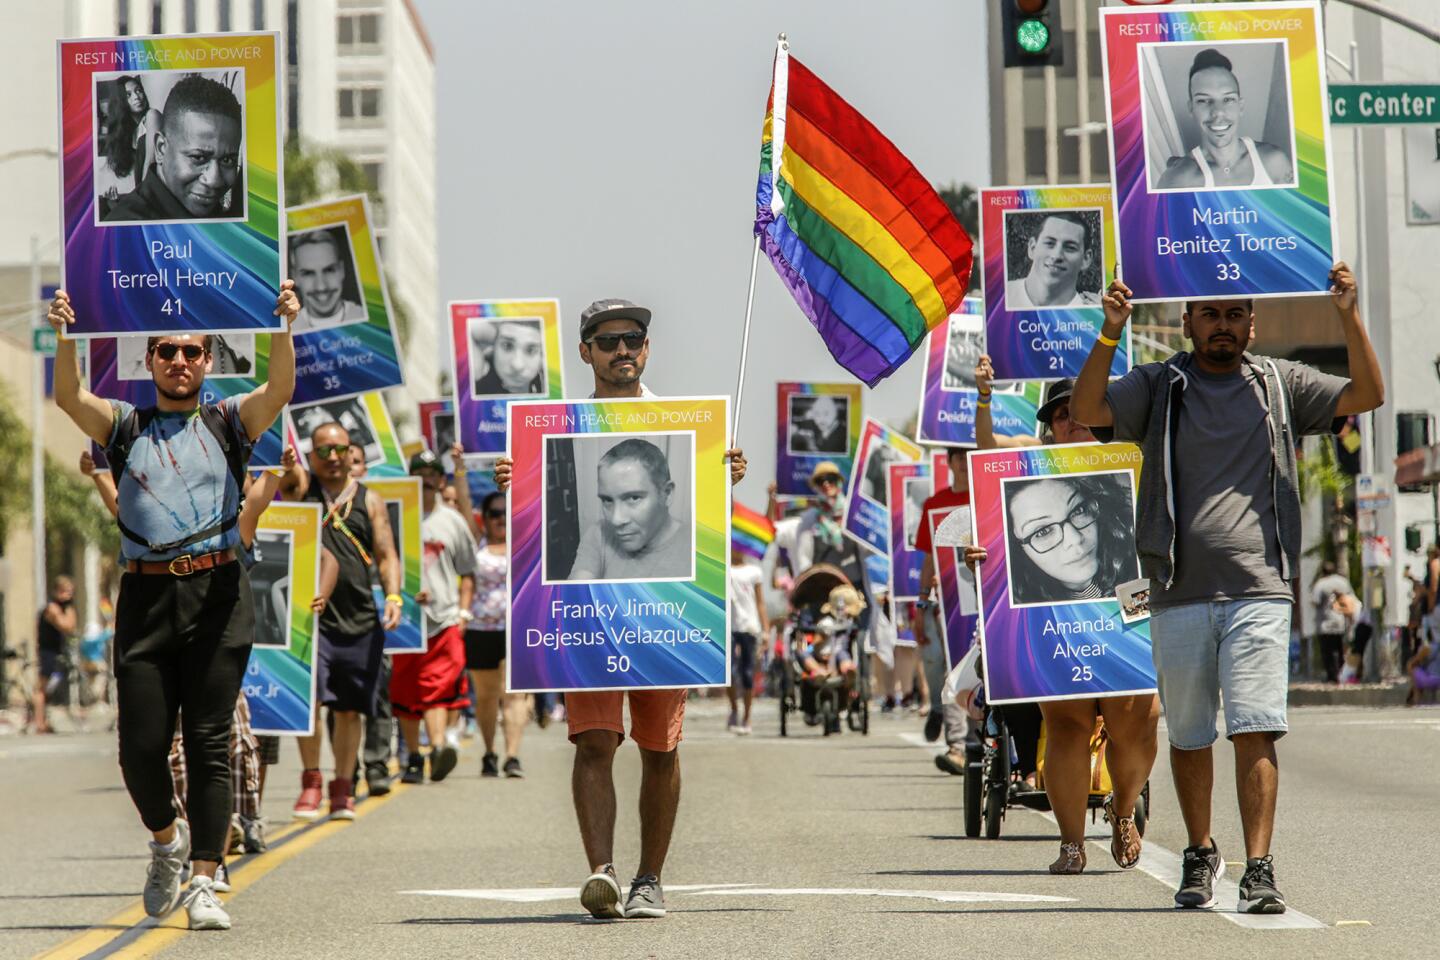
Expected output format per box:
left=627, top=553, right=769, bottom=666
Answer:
left=3, top=701, right=1438, bottom=960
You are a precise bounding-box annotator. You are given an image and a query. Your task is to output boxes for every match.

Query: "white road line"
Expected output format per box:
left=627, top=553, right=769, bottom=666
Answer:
left=895, top=732, right=1329, bottom=929
left=402, top=884, right=756, bottom=903
left=402, top=884, right=1073, bottom=906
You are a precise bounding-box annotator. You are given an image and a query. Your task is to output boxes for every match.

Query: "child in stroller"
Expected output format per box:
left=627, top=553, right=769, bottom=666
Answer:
left=778, top=564, right=870, bottom=736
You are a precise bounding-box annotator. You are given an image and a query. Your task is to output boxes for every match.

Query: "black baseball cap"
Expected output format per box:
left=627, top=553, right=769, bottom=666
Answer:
left=408, top=450, right=443, bottom=475
left=579, top=299, right=651, bottom=341
left=1036, top=379, right=1076, bottom=426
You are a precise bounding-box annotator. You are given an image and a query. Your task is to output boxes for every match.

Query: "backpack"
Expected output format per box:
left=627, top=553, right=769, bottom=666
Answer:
left=107, top=404, right=249, bottom=554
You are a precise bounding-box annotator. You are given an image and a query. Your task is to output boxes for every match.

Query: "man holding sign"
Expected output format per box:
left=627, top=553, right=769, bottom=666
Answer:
left=1072, top=264, right=1383, bottom=913
left=495, top=298, right=746, bottom=920
left=47, top=282, right=298, bottom=931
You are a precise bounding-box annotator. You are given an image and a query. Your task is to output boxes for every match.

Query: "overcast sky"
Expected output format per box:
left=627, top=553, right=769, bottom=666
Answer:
left=414, top=0, right=991, bottom=504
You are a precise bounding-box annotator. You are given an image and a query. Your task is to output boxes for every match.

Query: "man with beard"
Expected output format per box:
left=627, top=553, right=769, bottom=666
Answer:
left=289, top=229, right=368, bottom=332
left=1072, top=263, right=1382, bottom=914
left=1006, top=213, right=1100, bottom=309
left=104, top=75, right=243, bottom=222
left=46, top=282, right=299, bottom=931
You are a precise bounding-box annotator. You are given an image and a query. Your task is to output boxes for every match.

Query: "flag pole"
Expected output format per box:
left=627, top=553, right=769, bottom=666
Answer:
left=731, top=233, right=761, bottom=449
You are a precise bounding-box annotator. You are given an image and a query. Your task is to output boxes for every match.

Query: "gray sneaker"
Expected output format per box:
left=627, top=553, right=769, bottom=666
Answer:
left=183, top=876, right=231, bottom=930
left=624, top=874, right=666, bottom=918
left=143, top=819, right=190, bottom=917
left=580, top=864, right=623, bottom=920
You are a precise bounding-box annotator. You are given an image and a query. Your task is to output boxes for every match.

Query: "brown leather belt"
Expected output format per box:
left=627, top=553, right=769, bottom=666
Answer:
left=125, top=548, right=237, bottom=577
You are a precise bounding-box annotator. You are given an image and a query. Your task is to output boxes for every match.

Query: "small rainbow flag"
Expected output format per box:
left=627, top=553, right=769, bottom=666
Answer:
left=732, top=502, right=776, bottom=561
left=755, top=40, right=974, bottom=387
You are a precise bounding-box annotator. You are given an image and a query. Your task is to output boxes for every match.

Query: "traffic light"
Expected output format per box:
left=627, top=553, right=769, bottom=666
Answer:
left=1000, top=0, right=1064, bottom=68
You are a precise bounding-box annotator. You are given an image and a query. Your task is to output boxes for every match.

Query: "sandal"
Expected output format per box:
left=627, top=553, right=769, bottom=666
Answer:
left=1049, top=841, right=1086, bottom=875
left=1103, top=795, right=1141, bottom=869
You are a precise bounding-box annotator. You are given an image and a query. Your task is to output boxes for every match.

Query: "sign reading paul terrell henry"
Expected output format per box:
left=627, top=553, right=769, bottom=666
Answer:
left=57, top=32, right=284, bottom=336
left=1099, top=2, right=1338, bottom=302
left=506, top=396, right=731, bottom=692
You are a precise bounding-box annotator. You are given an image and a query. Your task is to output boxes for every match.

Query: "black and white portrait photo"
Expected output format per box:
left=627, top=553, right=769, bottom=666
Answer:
left=1002, top=209, right=1104, bottom=311
left=902, top=476, right=929, bottom=550
left=543, top=433, right=695, bottom=584
left=786, top=394, right=850, bottom=456
left=860, top=440, right=903, bottom=507
left=384, top=500, right=404, bottom=568
left=429, top=409, right=457, bottom=475
left=289, top=224, right=368, bottom=333
left=941, top=313, right=984, bottom=392
left=116, top=333, right=255, bottom=380
left=469, top=317, right=547, bottom=399
left=292, top=396, right=385, bottom=466
left=248, top=530, right=292, bottom=650
left=93, top=70, right=247, bottom=224
left=1001, top=471, right=1139, bottom=608
left=1140, top=41, right=1298, bottom=192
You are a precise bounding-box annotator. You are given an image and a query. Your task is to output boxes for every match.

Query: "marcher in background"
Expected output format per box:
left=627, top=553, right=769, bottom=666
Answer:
left=1072, top=262, right=1383, bottom=913
left=727, top=545, right=768, bottom=735
left=47, top=282, right=298, bottom=931
left=391, top=450, right=477, bottom=785
left=1312, top=560, right=1357, bottom=683
left=33, top=576, right=78, bottom=735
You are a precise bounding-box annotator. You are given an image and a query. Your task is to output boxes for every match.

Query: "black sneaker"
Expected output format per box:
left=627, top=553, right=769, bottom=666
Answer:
left=1238, top=855, right=1286, bottom=914
left=366, top=773, right=393, bottom=797
left=430, top=745, right=458, bottom=782
left=1175, top=840, right=1224, bottom=909
left=481, top=752, right=500, bottom=778
left=503, top=757, right=523, bottom=779
left=401, top=752, right=425, bottom=785
left=923, top=711, right=944, bottom=743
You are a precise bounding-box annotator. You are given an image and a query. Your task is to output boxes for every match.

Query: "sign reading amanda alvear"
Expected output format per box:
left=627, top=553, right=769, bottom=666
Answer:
left=506, top=396, right=731, bottom=692
left=968, top=443, right=1156, bottom=705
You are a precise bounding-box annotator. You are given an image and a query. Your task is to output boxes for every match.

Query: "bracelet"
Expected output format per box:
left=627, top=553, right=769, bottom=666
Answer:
left=976, top=400, right=991, bottom=409
left=1097, top=332, right=1121, bottom=347
left=977, top=390, right=992, bottom=401
left=384, top=593, right=403, bottom=605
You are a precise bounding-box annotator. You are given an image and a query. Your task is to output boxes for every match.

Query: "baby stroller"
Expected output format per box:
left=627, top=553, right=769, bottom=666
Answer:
left=777, top=564, right=870, bottom=737
left=961, top=650, right=1150, bottom=840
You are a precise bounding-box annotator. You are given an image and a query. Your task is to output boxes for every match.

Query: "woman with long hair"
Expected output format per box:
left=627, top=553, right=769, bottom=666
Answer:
left=97, top=75, right=161, bottom=202
left=1004, top=473, right=1138, bottom=606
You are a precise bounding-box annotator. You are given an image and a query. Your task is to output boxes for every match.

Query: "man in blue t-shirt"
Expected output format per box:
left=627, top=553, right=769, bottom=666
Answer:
left=47, top=283, right=299, bottom=931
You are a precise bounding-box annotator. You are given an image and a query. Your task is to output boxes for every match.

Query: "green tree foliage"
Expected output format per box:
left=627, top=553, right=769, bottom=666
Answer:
left=283, top=136, right=381, bottom=208
left=936, top=182, right=981, bottom=292
left=0, top=388, right=29, bottom=544
left=45, top=453, right=119, bottom=578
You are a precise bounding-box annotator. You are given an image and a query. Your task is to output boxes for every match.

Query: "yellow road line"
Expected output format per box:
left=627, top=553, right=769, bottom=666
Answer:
left=34, top=779, right=408, bottom=960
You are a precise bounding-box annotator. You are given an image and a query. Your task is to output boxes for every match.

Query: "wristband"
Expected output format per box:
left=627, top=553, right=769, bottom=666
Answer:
left=1097, top=332, right=1121, bottom=348
left=976, top=400, right=991, bottom=409
left=385, top=593, right=403, bottom=605
left=976, top=390, right=992, bottom=402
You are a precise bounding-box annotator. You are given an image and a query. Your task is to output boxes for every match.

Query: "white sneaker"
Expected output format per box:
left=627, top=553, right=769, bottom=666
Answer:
left=143, top=820, right=190, bottom=918
left=183, top=876, right=231, bottom=930
left=211, top=862, right=233, bottom=893
left=738, top=725, right=753, bottom=736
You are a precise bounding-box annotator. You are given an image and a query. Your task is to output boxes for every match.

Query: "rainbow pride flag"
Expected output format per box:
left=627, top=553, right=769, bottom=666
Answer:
left=732, top=503, right=776, bottom=561
left=755, top=41, right=974, bottom=387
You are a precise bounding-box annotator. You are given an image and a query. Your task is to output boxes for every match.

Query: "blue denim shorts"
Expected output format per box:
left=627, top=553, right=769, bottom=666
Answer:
left=1149, top=598, right=1291, bottom=750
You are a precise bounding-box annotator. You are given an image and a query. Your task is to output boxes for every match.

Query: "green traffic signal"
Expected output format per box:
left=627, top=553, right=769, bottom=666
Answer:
left=1016, top=18, right=1050, bottom=54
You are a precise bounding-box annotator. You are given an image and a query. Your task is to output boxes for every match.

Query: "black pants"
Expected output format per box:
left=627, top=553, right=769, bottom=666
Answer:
left=1001, top=702, right=1043, bottom=778
left=114, top=564, right=254, bottom=863
left=1319, top=633, right=1346, bottom=682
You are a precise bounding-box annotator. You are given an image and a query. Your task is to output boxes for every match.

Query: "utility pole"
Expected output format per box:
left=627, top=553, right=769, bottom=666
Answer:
left=30, top=234, right=46, bottom=614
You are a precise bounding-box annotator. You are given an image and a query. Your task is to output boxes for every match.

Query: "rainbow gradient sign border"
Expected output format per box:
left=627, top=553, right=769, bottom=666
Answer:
left=245, top=502, right=320, bottom=735
left=363, top=477, right=426, bottom=655
left=775, top=381, right=863, bottom=497
left=915, top=297, right=1044, bottom=446
left=980, top=185, right=1126, bottom=380
left=287, top=194, right=405, bottom=404
left=967, top=443, right=1155, bottom=704
left=57, top=33, right=283, bottom=336
left=843, top=418, right=923, bottom=555
left=506, top=396, right=731, bottom=692
left=1099, top=1, right=1338, bottom=302
left=449, top=299, right=564, bottom=455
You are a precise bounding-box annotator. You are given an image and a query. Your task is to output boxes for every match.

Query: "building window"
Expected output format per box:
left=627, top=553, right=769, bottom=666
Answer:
left=151, top=1, right=163, bottom=33
left=253, top=0, right=264, bottom=29
left=361, top=162, right=382, bottom=193
left=286, top=0, right=299, bottom=133
left=117, top=0, right=130, bottom=35
left=184, top=0, right=196, bottom=32
left=219, top=0, right=231, bottom=31
left=338, top=13, right=381, bottom=49
left=338, top=86, right=382, bottom=123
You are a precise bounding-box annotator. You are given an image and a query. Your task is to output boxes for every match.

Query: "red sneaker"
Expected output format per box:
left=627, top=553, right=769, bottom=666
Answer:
left=328, top=778, right=356, bottom=820
left=293, top=769, right=323, bottom=821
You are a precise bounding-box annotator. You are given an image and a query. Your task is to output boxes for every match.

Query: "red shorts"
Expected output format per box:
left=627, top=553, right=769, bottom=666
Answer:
left=567, top=689, right=688, bottom=752
left=390, top=624, right=470, bottom=718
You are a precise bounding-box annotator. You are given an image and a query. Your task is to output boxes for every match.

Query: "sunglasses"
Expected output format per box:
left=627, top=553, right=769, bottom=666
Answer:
left=815, top=474, right=843, bottom=487
left=151, top=343, right=206, bottom=362
left=313, top=443, right=351, bottom=459
left=484, top=509, right=506, bottom=519
left=585, top=332, right=646, bottom=353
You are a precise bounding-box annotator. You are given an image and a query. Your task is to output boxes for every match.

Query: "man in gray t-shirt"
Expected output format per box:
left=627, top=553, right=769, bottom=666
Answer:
left=1071, top=262, right=1383, bottom=916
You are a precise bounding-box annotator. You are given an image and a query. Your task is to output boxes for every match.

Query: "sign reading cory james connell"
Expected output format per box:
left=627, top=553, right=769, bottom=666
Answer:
left=57, top=32, right=284, bottom=336
left=1098, top=2, right=1338, bottom=302
left=505, top=396, right=731, bottom=692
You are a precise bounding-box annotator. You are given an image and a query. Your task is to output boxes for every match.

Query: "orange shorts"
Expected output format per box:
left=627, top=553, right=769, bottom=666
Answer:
left=566, top=689, right=688, bottom=752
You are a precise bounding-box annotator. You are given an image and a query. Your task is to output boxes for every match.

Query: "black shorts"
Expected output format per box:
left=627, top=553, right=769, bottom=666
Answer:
left=464, top=628, right=506, bottom=671
left=316, top=625, right=387, bottom=715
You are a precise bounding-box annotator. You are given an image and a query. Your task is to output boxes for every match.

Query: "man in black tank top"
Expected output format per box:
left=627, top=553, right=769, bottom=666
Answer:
left=279, top=422, right=403, bottom=820
left=33, top=576, right=78, bottom=735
